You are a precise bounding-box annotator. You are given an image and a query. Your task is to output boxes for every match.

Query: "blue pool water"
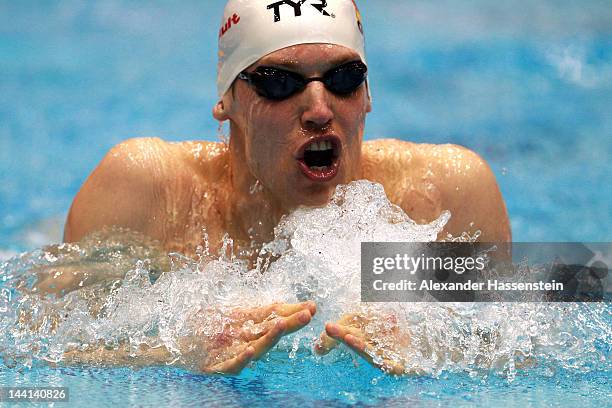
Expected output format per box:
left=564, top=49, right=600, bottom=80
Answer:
left=0, top=1, right=611, bottom=407
left=1, top=360, right=610, bottom=407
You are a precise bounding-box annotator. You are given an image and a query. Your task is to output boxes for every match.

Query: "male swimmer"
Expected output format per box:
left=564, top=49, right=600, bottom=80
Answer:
left=60, top=0, right=510, bottom=374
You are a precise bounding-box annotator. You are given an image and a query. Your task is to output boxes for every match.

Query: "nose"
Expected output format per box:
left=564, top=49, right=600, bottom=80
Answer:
left=299, top=82, right=334, bottom=130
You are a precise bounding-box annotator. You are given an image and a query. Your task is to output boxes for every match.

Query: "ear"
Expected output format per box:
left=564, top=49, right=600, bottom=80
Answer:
left=212, top=99, right=230, bottom=121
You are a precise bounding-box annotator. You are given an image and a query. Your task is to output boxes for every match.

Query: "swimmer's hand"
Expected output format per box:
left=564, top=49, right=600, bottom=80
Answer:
left=63, top=301, right=317, bottom=375
left=200, top=301, right=317, bottom=375
left=315, top=313, right=418, bottom=376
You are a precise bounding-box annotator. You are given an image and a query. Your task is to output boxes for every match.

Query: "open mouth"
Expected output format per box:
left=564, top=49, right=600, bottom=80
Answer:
left=296, top=136, right=341, bottom=182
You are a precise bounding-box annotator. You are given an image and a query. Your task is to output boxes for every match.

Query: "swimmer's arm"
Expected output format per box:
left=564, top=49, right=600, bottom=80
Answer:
left=61, top=343, right=177, bottom=368
left=60, top=338, right=252, bottom=374
left=64, top=138, right=166, bottom=243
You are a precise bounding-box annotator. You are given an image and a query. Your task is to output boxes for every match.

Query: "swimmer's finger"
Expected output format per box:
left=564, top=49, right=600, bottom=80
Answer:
left=326, top=324, right=408, bottom=375
left=324, top=323, right=366, bottom=341
left=282, top=309, right=313, bottom=335
left=241, top=310, right=312, bottom=341
left=202, top=346, right=255, bottom=376
left=343, top=334, right=407, bottom=376
left=314, top=332, right=339, bottom=355
left=250, top=301, right=316, bottom=323
left=248, top=319, right=286, bottom=360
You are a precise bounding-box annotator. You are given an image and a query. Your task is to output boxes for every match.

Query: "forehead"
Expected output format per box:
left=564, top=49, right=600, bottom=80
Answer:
left=253, top=43, right=361, bottom=72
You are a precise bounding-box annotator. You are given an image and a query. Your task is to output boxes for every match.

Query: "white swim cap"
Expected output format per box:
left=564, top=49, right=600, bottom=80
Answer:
left=217, top=0, right=367, bottom=97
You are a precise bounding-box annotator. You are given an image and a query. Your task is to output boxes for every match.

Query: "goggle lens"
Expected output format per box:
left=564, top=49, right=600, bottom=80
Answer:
left=239, top=61, right=367, bottom=100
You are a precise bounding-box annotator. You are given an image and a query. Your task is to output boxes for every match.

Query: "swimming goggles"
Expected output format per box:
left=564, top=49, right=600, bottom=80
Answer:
left=237, top=61, right=368, bottom=101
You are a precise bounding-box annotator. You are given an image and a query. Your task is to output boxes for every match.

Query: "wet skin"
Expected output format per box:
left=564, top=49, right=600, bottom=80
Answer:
left=61, top=44, right=511, bottom=374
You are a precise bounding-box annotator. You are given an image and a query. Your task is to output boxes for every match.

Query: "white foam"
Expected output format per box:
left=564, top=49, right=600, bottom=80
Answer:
left=0, top=181, right=609, bottom=378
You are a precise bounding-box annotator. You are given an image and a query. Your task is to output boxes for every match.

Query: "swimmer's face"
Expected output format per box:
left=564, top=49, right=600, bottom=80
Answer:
left=215, top=44, right=371, bottom=210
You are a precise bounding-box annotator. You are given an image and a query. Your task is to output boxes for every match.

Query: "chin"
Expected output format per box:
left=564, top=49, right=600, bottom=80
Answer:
left=289, top=184, right=337, bottom=209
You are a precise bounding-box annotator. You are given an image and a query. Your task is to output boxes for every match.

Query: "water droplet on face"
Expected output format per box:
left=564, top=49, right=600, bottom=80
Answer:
left=249, top=179, right=263, bottom=194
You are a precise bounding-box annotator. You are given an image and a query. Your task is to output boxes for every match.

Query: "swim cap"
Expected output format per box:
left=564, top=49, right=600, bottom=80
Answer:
left=217, top=0, right=367, bottom=97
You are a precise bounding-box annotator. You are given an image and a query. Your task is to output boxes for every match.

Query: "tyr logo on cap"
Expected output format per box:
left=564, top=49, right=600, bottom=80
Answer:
left=267, top=0, right=331, bottom=23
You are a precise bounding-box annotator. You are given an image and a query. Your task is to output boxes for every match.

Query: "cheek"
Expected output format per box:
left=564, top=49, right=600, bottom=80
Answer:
left=338, top=100, right=367, bottom=174
left=244, top=107, right=296, bottom=179
left=339, top=101, right=367, bottom=144
left=244, top=133, right=269, bottom=179
left=246, top=135, right=273, bottom=176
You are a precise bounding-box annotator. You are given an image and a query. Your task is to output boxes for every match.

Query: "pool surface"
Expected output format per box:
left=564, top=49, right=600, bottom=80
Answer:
left=2, top=359, right=610, bottom=407
left=1, top=1, right=611, bottom=406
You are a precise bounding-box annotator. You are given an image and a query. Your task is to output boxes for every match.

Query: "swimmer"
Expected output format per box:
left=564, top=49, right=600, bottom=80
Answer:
left=60, top=0, right=511, bottom=375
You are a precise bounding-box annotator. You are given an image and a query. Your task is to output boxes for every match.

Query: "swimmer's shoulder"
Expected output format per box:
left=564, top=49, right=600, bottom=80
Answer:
left=172, top=140, right=230, bottom=182
left=362, top=138, right=500, bottom=194
left=361, top=139, right=439, bottom=188
left=361, top=139, right=511, bottom=241
left=64, top=137, right=229, bottom=243
left=414, top=142, right=511, bottom=241
left=362, top=138, right=480, bottom=169
left=361, top=139, right=417, bottom=174
left=361, top=139, right=443, bottom=223
left=64, top=137, right=175, bottom=242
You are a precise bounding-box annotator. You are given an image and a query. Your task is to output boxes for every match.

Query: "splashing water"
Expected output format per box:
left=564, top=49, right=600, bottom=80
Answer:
left=0, top=181, right=609, bottom=379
